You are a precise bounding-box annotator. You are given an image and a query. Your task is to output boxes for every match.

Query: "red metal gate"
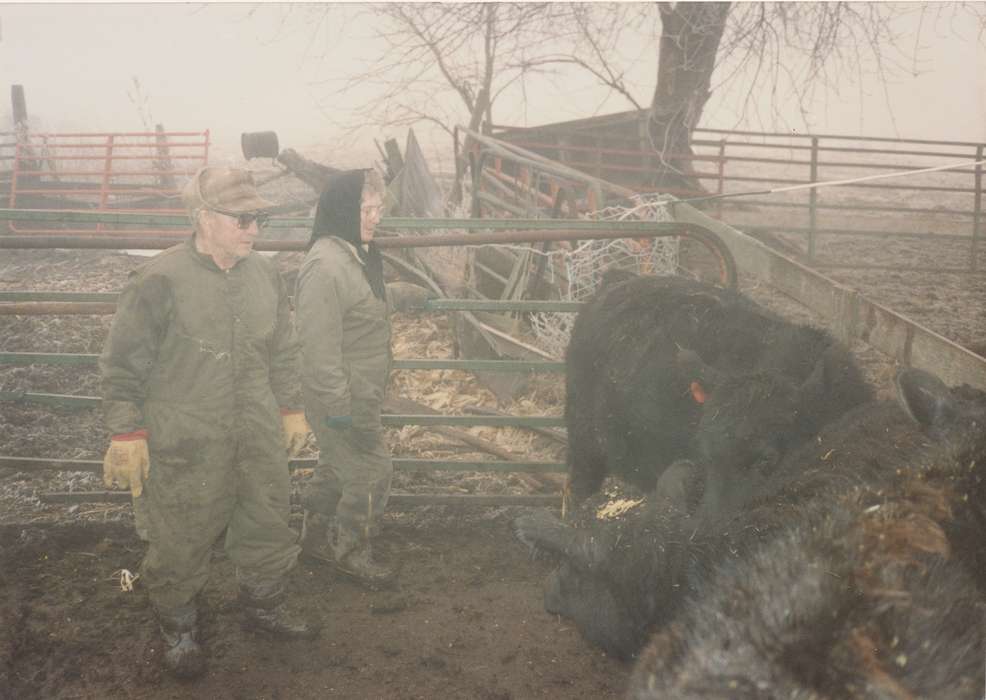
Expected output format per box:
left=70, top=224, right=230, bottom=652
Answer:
left=1, top=129, right=209, bottom=235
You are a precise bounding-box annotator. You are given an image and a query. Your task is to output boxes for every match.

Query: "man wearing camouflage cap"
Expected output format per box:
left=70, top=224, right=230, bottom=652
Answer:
left=99, top=167, right=318, bottom=679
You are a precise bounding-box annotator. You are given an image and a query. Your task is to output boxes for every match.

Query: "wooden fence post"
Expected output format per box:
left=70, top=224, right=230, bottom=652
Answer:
left=11, top=85, right=28, bottom=127
left=97, top=135, right=115, bottom=233
left=154, top=124, right=176, bottom=190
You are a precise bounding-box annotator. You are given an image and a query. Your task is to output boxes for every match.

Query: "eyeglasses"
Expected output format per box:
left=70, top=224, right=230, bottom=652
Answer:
left=227, top=212, right=270, bottom=229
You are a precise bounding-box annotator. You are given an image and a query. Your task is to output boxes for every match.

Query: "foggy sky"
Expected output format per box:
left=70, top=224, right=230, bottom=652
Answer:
left=1, top=3, right=984, bottom=167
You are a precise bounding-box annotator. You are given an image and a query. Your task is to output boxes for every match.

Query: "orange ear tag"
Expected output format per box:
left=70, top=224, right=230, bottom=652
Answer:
left=690, top=381, right=707, bottom=404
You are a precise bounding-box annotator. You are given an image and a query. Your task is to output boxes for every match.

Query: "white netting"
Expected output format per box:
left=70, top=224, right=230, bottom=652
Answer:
left=460, top=194, right=678, bottom=358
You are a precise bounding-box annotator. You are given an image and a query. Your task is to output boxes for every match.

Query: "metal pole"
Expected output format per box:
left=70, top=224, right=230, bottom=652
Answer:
left=973, top=145, right=983, bottom=271
left=809, top=136, right=819, bottom=259
left=8, top=141, right=20, bottom=210
left=716, top=138, right=726, bottom=220
left=0, top=302, right=117, bottom=315
left=0, top=223, right=699, bottom=251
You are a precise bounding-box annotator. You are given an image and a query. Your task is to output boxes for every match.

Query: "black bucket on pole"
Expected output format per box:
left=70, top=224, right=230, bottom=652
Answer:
left=241, top=131, right=280, bottom=160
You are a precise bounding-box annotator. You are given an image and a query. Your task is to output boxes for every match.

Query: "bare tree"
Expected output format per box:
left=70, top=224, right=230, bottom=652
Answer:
left=298, top=2, right=984, bottom=191
left=323, top=3, right=577, bottom=137
left=562, top=2, right=986, bottom=190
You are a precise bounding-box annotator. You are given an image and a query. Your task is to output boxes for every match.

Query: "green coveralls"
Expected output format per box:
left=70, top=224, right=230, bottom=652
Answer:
left=100, top=239, right=302, bottom=613
left=295, top=236, right=393, bottom=536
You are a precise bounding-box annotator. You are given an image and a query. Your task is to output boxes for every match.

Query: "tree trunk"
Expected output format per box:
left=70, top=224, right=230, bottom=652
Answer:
left=650, top=2, right=730, bottom=195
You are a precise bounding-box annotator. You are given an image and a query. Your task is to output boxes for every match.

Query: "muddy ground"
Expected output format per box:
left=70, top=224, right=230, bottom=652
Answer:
left=1, top=224, right=984, bottom=699
left=0, top=513, right=623, bottom=700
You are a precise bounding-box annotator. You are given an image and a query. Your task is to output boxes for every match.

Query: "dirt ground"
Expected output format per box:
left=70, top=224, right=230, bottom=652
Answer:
left=0, top=513, right=624, bottom=700
left=1, top=216, right=983, bottom=699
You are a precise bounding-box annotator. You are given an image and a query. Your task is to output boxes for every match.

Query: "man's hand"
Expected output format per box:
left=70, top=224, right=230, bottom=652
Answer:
left=281, top=411, right=312, bottom=457
left=103, top=430, right=150, bottom=497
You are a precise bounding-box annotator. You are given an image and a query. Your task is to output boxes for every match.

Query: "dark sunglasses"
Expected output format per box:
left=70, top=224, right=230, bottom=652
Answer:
left=226, top=212, right=270, bottom=229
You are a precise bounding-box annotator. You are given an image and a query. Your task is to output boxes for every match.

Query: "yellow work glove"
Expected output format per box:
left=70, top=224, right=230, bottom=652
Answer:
left=102, top=430, right=150, bottom=498
left=281, top=410, right=312, bottom=457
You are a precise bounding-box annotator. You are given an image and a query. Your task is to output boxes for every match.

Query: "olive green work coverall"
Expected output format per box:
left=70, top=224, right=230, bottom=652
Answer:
left=295, top=236, right=393, bottom=535
left=100, top=239, right=302, bottom=613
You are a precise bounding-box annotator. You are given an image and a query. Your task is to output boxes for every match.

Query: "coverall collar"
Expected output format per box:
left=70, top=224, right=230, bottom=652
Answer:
left=323, top=236, right=367, bottom=268
left=185, top=235, right=250, bottom=272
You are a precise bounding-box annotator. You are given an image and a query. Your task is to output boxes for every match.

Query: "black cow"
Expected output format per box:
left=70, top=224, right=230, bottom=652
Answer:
left=565, top=273, right=870, bottom=503
left=628, top=509, right=985, bottom=699
left=628, top=371, right=986, bottom=699
left=516, top=369, right=986, bottom=667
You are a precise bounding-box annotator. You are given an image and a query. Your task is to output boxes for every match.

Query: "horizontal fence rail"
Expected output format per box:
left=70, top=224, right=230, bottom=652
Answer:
left=0, top=211, right=739, bottom=290
left=34, top=491, right=563, bottom=507
left=1, top=456, right=565, bottom=475
left=0, top=397, right=567, bottom=428
left=0, top=352, right=566, bottom=373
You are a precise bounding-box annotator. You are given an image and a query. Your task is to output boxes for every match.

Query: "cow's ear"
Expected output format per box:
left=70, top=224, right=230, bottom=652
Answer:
left=895, top=368, right=954, bottom=429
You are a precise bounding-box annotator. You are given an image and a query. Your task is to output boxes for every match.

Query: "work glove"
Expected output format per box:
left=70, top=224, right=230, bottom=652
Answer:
left=281, top=410, right=312, bottom=457
left=386, top=282, right=438, bottom=312
left=103, top=430, right=150, bottom=498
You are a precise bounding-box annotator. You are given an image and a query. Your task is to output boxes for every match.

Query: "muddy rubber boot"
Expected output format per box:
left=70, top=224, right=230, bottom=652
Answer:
left=240, top=581, right=321, bottom=640
left=157, top=606, right=206, bottom=679
left=299, top=510, right=336, bottom=566
left=332, top=527, right=398, bottom=591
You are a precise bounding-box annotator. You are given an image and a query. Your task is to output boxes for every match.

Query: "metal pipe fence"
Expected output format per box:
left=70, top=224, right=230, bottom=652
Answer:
left=491, top=119, right=986, bottom=273
left=1, top=129, right=210, bottom=237
left=0, top=213, right=731, bottom=505
left=0, top=296, right=573, bottom=506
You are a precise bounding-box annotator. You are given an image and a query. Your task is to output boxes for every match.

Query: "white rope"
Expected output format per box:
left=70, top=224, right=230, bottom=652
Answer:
left=772, top=157, right=986, bottom=194
left=681, top=157, right=986, bottom=204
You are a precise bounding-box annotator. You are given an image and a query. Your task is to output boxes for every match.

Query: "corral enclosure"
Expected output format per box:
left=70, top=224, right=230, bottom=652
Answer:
left=2, top=121, right=986, bottom=698
left=493, top=112, right=986, bottom=357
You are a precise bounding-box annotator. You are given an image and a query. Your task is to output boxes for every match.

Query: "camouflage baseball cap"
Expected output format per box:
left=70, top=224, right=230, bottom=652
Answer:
left=181, top=166, right=274, bottom=215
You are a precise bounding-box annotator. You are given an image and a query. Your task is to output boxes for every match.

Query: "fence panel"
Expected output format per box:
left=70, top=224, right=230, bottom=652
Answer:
left=2, top=129, right=209, bottom=236
left=492, top=117, right=986, bottom=273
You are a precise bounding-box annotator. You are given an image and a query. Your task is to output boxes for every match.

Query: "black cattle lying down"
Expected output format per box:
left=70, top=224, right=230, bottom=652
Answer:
left=628, top=370, right=986, bottom=699
left=628, top=501, right=985, bottom=698
left=564, top=272, right=871, bottom=503
left=516, top=368, right=986, bottom=685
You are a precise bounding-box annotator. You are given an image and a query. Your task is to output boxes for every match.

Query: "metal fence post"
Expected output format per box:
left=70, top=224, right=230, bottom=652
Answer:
left=716, top=139, right=726, bottom=220
left=9, top=141, right=19, bottom=209
left=808, top=136, right=819, bottom=260
left=973, top=144, right=983, bottom=272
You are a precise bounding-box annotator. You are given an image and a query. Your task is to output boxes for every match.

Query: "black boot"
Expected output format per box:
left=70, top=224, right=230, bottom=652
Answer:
left=300, top=510, right=335, bottom=566
left=240, top=580, right=321, bottom=640
left=157, top=606, right=206, bottom=679
left=332, top=527, right=398, bottom=590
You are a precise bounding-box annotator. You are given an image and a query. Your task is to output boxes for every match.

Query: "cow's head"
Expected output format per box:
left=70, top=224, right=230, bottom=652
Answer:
left=676, top=346, right=840, bottom=481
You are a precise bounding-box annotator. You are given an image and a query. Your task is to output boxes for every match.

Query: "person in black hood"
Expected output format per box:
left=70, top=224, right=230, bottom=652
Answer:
left=295, top=168, right=403, bottom=588
left=308, top=169, right=387, bottom=301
